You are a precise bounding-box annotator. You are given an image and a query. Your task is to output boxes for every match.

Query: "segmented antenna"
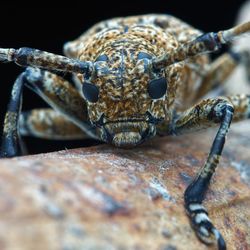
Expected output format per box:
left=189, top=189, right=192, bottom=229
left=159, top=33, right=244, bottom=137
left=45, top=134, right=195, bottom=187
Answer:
left=0, top=47, right=93, bottom=75
left=153, top=21, right=250, bottom=69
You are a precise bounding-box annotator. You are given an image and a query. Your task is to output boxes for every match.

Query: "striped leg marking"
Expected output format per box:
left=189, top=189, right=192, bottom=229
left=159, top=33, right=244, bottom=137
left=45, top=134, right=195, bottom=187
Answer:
left=187, top=203, right=225, bottom=247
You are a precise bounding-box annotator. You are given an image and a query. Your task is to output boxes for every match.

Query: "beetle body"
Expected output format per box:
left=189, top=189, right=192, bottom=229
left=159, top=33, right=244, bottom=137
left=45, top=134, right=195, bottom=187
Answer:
left=64, top=15, right=208, bottom=147
left=1, top=13, right=250, bottom=250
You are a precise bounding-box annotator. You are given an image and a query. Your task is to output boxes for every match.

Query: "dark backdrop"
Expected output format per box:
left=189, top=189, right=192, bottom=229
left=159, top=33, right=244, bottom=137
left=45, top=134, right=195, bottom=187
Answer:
left=0, top=1, right=247, bottom=154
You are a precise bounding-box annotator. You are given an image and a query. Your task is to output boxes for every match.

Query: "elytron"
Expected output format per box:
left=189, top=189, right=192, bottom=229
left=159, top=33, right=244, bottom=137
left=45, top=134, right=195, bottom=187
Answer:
left=1, top=14, right=250, bottom=250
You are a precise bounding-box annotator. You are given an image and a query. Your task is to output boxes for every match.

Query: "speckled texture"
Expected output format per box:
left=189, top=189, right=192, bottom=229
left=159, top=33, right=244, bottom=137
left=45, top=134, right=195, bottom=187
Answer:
left=64, top=14, right=208, bottom=146
left=0, top=122, right=249, bottom=250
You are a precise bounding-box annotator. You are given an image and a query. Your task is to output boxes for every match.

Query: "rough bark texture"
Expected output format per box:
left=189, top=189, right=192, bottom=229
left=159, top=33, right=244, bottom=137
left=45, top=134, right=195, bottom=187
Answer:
left=0, top=122, right=249, bottom=250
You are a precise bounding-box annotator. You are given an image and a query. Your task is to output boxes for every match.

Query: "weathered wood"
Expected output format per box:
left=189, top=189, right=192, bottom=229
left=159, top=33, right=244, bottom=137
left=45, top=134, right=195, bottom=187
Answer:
left=0, top=121, right=249, bottom=250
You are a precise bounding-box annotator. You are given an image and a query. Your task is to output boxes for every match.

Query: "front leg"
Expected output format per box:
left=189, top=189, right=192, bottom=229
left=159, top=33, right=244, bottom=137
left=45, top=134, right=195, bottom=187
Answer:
left=1, top=68, right=95, bottom=158
left=170, top=96, right=250, bottom=250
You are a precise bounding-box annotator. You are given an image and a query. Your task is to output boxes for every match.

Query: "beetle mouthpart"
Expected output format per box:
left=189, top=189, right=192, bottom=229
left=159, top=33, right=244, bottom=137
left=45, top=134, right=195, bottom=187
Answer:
left=112, top=132, right=142, bottom=148
left=97, top=120, right=155, bottom=148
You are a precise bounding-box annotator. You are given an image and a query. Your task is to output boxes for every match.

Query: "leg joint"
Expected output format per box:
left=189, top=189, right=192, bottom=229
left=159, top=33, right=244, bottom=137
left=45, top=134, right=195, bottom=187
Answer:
left=207, top=100, right=234, bottom=123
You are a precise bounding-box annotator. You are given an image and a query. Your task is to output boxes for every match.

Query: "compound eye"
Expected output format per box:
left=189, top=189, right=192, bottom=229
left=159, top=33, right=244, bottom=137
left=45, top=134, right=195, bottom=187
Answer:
left=82, top=82, right=99, bottom=103
left=148, top=77, right=167, bottom=99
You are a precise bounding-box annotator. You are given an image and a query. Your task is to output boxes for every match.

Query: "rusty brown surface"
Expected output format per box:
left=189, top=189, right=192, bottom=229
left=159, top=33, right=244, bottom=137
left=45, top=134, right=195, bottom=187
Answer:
left=0, top=121, right=249, bottom=250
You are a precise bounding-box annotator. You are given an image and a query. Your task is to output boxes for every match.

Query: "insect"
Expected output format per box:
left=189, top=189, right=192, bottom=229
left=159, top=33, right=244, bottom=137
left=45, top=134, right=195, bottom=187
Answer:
left=0, top=14, right=250, bottom=250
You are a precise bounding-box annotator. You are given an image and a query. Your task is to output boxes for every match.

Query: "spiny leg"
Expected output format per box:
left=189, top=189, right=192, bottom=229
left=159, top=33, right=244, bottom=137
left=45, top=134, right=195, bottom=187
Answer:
left=1, top=68, right=96, bottom=158
left=20, top=109, right=90, bottom=140
left=170, top=95, right=250, bottom=250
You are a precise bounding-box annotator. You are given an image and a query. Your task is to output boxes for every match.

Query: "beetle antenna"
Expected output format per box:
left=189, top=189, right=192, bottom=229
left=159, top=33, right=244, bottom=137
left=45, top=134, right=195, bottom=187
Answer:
left=0, top=47, right=93, bottom=75
left=153, top=21, right=250, bottom=69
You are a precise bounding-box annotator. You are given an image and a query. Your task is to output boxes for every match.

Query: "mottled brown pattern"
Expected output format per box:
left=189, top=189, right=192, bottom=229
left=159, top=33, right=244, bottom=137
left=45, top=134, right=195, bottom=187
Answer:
left=1, top=15, right=249, bottom=147
left=64, top=14, right=208, bottom=146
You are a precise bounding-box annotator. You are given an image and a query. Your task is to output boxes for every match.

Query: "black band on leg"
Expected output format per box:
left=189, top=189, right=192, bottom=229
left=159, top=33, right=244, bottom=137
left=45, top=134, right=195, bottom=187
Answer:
left=184, top=175, right=210, bottom=205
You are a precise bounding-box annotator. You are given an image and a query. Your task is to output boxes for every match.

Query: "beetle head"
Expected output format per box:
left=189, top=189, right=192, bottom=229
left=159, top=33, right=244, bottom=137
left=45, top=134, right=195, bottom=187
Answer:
left=73, top=25, right=181, bottom=147
left=78, top=45, right=176, bottom=148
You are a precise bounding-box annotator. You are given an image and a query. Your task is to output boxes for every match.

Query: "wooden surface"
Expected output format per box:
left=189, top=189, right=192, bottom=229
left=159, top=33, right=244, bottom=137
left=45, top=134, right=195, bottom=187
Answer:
left=0, top=121, right=249, bottom=250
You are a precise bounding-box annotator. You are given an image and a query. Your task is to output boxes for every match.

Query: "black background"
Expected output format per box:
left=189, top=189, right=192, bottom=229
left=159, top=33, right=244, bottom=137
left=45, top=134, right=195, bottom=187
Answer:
left=0, top=1, right=247, bottom=154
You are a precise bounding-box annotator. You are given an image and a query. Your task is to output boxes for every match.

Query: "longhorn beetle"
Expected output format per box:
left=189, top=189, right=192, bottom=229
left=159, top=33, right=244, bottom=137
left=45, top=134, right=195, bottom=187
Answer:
left=1, top=15, right=250, bottom=250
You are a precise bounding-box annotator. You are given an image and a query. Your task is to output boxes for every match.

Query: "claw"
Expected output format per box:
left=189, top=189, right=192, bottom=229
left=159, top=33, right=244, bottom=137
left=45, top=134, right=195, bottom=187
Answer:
left=186, top=203, right=227, bottom=250
left=194, top=220, right=227, bottom=250
left=212, top=228, right=226, bottom=250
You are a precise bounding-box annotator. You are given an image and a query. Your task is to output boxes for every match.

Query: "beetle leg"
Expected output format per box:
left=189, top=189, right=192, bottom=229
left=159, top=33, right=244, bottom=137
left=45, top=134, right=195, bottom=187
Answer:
left=20, top=109, right=92, bottom=140
left=183, top=102, right=233, bottom=250
left=1, top=68, right=96, bottom=158
left=0, top=73, right=26, bottom=157
left=195, top=50, right=250, bottom=99
left=170, top=95, right=250, bottom=249
left=174, top=95, right=250, bottom=135
left=172, top=99, right=234, bottom=250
